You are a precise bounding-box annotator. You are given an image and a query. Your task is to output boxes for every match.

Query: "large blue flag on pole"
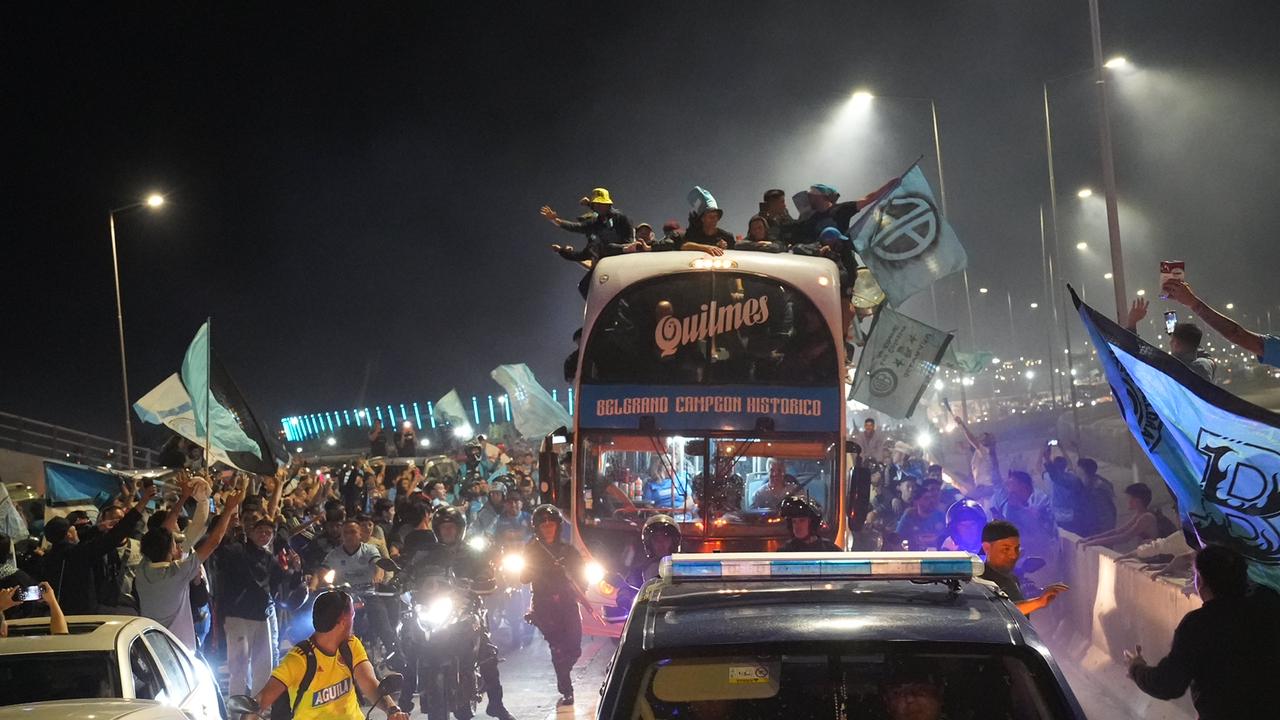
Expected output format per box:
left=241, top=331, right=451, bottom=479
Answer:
left=1073, top=287, right=1280, bottom=591
left=846, top=163, right=967, bottom=307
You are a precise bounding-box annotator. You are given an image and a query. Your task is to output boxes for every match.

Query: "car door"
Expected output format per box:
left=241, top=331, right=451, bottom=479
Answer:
left=127, top=636, right=172, bottom=704
left=141, top=629, right=197, bottom=712
left=146, top=629, right=221, bottom=720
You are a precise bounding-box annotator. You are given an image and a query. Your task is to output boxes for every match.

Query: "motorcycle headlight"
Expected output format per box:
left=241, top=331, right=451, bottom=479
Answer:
left=467, top=535, right=489, bottom=552
left=500, top=553, right=526, bottom=575
left=584, top=560, right=606, bottom=586
left=415, top=595, right=455, bottom=631
left=322, top=569, right=336, bottom=585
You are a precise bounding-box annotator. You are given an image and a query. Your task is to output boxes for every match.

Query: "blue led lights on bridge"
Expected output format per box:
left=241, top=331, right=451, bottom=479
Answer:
left=282, top=389, right=574, bottom=441
left=660, top=552, right=983, bottom=583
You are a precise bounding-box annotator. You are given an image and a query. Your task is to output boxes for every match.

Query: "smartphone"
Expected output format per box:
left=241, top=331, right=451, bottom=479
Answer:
left=1159, top=260, right=1186, bottom=299
left=208, top=497, right=217, bottom=514
left=14, top=585, right=43, bottom=602
left=1164, top=311, right=1178, bottom=335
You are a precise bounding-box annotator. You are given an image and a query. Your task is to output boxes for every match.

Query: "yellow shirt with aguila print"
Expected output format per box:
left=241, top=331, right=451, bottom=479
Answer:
left=270, top=636, right=369, bottom=720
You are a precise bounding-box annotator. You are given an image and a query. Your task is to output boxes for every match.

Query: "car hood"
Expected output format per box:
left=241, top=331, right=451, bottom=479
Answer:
left=0, top=700, right=180, bottom=720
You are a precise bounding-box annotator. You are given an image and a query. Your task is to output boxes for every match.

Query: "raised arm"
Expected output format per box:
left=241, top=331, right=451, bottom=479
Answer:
left=1165, top=279, right=1265, bottom=356
left=181, top=478, right=212, bottom=553
left=164, top=472, right=196, bottom=534
left=196, top=479, right=246, bottom=562
left=39, top=582, right=68, bottom=635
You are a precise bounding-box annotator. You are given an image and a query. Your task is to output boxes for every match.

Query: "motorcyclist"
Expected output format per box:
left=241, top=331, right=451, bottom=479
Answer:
left=403, top=505, right=515, bottom=720
left=520, top=504, right=589, bottom=708
left=778, top=495, right=841, bottom=552
left=319, top=519, right=400, bottom=669
left=941, top=499, right=987, bottom=554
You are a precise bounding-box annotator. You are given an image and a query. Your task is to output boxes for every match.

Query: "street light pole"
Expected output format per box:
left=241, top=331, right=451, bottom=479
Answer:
left=109, top=193, right=165, bottom=468
left=1088, top=0, right=1128, bottom=322
left=109, top=210, right=133, bottom=467
left=928, top=99, right=976, bottom=347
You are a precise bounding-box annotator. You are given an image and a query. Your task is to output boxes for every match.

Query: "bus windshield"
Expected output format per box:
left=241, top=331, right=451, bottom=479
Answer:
left=582, top=271, right=838, bottom=386
left=577, top=431, right=838, bottom=541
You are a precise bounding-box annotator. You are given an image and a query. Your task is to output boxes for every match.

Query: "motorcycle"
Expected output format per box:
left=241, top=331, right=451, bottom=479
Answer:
left=286, top=562, right=402, bottom=672
left=385, top=560, right=492, bottom=720
left=228, top=672, right=402, bottom=720
left=490, top=548, right=534, bottom=650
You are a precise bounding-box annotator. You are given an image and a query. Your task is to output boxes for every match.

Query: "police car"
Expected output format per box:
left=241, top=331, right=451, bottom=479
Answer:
left=597, top=552, right=1085, bottom=719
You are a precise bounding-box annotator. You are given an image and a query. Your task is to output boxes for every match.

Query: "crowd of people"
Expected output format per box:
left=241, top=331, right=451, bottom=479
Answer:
left=0, top=430, right=562, bottom=718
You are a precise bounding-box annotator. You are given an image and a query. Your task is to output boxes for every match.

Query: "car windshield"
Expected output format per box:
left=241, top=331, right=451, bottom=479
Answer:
left=0, top=651, right=120, bottom=704
left=578, top=433, right=837, bottom=540
left=622, top=645, right=1070, bottom=719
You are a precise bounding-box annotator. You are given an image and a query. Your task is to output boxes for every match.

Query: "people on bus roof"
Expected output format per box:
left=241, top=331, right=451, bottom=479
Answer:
left=540, top=187, right=638, bottom=297
left=673, top=186, right=734, bottom=256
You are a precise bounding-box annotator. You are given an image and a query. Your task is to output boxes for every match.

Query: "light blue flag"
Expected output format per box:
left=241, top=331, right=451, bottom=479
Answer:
left=435, top=389, right=470, bottom=428
left=180, top=322, right=262, bottom=459
left=847, top=164, right=967, bottom=307
left=1074, top=287, right=1280, bottom=591
left=491, top=364, right=572, bottom=439
left=851, top=306, right=952, bottom=419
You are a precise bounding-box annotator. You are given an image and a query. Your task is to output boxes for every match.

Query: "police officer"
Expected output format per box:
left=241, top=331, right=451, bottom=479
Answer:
left=779, top=495, right=841, bottom=552
left=613, top=515, right=681, bottom=618
left=404, top=506, right=515, bottom=720
left=520, top=505, right=588, bottom=707
left=631, top=514, right=681, bottom=586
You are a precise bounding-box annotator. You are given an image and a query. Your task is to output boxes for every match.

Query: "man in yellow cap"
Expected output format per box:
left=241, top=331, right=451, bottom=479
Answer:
left=541, top=187, right=641, bottom=297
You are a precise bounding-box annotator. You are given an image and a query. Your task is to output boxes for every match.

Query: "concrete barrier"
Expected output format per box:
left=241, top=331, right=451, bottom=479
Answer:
left=1036, top=532, right=1199, bottom=719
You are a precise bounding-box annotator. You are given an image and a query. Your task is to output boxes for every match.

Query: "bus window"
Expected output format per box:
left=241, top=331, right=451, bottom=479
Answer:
left=582, top=272, right=838, bottom=387
left=576, top=432, right=837, bottom=542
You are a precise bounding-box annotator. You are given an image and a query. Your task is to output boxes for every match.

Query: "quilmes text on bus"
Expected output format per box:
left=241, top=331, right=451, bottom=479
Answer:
left=538, top=250, right=852, bottom=635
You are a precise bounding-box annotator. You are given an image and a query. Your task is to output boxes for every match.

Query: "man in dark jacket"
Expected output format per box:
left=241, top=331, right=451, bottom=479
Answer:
left=675, top=186, right=734, bottom=254
left=541, top=187, right=639, bottom=297
left=1128, top=544, right=1280, bottom=719
left=216, top=518, right=305, bottom=696
left=41, top=486, right=153, bottom=614
left=76, top=504, right=143, bottom=615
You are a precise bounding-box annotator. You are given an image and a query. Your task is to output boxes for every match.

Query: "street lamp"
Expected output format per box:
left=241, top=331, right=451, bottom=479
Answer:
left=1104, top=272, right=1113, bottom=280
left=1044, top=42, right=1134, bottom=324
left=1076, top=188, right=1094, bottom=199
left=109, top=192, right=166, bottom=467
left=1136, top=289, right=1147, bottom=297
left=1076, top=242, right=1088, bottom=250
left=1226, top=302, right=1235, bottom=310
left=979, top=287, right=989, bottom=294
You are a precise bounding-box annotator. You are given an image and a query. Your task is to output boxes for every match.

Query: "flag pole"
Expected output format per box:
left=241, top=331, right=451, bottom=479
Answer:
left=205, top=317, right=212, bottom=472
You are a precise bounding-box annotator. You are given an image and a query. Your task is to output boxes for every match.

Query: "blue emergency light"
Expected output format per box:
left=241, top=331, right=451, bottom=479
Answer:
left=660, top=552, right=983, bottom=583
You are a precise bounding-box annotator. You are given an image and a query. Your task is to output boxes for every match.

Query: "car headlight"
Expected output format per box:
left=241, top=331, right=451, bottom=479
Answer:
left=467, top=535, right=489, bottom=552
left=584, top=560, right=606, bottom=586
left=501, top=553, right=526, bottom=575
left=415, top=596, right=455, bottom=631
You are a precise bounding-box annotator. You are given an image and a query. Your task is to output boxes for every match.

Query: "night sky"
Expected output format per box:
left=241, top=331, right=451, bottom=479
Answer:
left=4, top=1, right=1280, bottom=445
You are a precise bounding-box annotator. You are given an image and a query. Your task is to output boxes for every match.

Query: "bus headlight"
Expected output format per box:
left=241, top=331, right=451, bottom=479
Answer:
left=584, top=560, right=606, bottom=586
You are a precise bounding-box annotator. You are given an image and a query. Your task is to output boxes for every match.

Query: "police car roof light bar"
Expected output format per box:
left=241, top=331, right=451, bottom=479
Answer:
left=660, top=552, right=984, bottom=583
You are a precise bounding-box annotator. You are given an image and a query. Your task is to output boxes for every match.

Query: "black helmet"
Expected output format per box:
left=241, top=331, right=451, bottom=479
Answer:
left=779, top=494, right=822, bottom=521
left=945, top=499, right=987, bottom=531
left=530, top=504, right=564, bottom=542
left=641, top=514, right=681, bottom=559
left=779, top=495, right=823, bottom=539
left=431, top=505, right=467, bottom=545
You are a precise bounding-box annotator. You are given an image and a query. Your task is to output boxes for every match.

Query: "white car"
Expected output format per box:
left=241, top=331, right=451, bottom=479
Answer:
left=0, top=700, right=195, bottom=720
left=0, top=616, right=221, bottom=720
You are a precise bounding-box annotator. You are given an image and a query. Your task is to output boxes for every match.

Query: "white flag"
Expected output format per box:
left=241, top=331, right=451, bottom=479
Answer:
left=134, top=374, right=241, bottom=469
left=490, top=364, right=571, bottom=439
left=851, top=307, right=952, bottom=419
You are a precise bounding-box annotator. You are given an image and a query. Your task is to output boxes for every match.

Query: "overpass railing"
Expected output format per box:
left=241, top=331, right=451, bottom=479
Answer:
left=0, top=411, right=156, bottom=468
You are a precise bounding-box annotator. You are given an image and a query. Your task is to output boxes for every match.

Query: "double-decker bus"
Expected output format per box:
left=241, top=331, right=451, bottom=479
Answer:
left=540, top=250, right=851, bottom=634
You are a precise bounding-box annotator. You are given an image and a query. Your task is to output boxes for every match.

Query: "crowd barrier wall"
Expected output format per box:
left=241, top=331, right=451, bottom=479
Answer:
left=1036, top=532, right=1199, bottom=719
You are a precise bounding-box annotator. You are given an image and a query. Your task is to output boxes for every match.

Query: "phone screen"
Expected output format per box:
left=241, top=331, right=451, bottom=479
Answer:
left=1164, top=311, right=1178, bottom=335
left=208, top=497, right=217, bottom=513
left=15, top=585, right=43, bottom=602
